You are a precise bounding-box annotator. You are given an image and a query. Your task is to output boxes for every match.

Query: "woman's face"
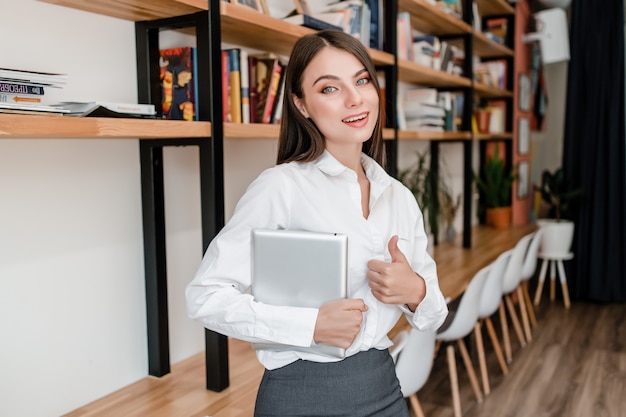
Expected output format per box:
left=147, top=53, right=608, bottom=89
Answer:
left=293, top=47, right=379, bottom=155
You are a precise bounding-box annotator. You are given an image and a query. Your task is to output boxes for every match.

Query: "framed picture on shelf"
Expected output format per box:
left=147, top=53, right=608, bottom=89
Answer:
left=517, top=161, right=529, bottom=199
left=518, top=117, right=530, bottom=155
left=518, top=73, right=531, bottom=112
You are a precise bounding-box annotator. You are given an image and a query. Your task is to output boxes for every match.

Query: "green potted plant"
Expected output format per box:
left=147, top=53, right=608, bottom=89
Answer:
left=473, top=143, right=515, bottom=228
left=536, top=167, right=583, bottom=255
left=398, top=150, right=442, bottom=251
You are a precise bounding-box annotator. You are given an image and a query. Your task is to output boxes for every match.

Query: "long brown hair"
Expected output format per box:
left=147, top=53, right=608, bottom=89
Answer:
left=276, top=30, right=385, bottom=166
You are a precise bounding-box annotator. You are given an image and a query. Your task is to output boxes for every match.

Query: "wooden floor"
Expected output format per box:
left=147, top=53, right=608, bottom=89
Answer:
left=64, top=289, right=626, bottom=417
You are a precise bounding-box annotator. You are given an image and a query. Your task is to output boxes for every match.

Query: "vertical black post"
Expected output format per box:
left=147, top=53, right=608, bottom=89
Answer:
left=139, top=141, right=170, bottom=376
left=461, top=0, right=475, bottom=249
left=463, top=140, right=473, bottom=248
left=202, top=0, right=230, bottom=392
left=430, top=141, right=440, bottom=245
left=383, top=0, right=399, bottom=176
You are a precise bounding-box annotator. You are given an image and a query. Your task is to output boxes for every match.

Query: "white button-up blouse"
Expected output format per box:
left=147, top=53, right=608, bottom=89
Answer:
left=186, top=151, right=448, bottom=370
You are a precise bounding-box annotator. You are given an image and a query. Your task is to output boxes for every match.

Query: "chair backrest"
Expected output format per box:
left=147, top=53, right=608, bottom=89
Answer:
left=520, top=229, right=545, bottom=282
left=437, top=266, right=490, bottom=342
left=501, top=233, right=533, bottom=294
left=478, top=250, right=511, bottom=319
left=394, top=329, right=437, bottom=397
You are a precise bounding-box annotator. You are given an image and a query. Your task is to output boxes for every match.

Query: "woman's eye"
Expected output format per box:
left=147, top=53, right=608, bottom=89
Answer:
left=322, top=86, right=337, bottom=94
left=356, top=77, right=370, bottom=86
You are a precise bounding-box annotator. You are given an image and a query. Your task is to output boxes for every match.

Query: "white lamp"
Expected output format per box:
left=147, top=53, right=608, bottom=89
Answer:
left=522, top=8, right=571, bottom=64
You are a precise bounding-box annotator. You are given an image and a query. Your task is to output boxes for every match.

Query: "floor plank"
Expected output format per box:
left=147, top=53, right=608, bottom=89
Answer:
left=64, top=283, right=626, bottom=417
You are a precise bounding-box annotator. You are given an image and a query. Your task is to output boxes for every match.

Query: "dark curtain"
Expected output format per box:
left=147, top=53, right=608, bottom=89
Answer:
left=563, top=0, right=626, bottom=302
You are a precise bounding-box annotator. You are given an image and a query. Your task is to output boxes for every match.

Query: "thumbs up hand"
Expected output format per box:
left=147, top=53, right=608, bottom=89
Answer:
left=366, top=235, right=426, bottom=311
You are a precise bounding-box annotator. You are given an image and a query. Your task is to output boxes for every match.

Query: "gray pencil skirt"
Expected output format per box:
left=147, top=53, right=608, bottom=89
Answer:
left=253, top=348, right=409, bottom=417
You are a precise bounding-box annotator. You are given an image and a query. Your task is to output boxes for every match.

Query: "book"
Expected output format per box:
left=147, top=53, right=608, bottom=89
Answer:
left=0, top=81, right=45, bottom=95
left=248, top=54, right=258, bottom=123
left=0, top=67, right=67, bottom=87
left=221, top=50, right=231, bottom=122
left=240, top=49, right=250, bottom=124
left=51, top=101, right=156, bottom=117
left=271, top=75, right=286, bottom=124
left=282, top=13, right=343, bottom=31
left=0, top=93, right=43, bottom=106
left=159, top=47, right=197, bottom=121
left=262, top=61, right=284, bottom=124
left=0, top=102, right=69, bottom=114
left=252, top=53, right=281, bottom=124
left=226, top=48, right=243, bottom=123
left=366, top=0, right=383, bottom=49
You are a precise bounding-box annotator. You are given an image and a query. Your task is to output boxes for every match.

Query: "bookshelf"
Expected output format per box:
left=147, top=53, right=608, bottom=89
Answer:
left=21, top=0, right=519, bottom=393
left=0, top=113, right=211, bottom=138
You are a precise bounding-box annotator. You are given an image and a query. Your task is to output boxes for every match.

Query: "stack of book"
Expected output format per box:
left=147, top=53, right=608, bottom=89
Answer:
left=0, top=68, right=68, bottom=115
left=51, top=101, right=156, bottom=118
left=222, top=48, right=286, bottom=125
left=399, top=87, right=447, bottom=132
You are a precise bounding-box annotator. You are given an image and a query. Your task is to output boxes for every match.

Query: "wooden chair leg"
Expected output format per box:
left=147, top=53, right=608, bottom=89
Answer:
left=550, top=260, right=556, bottom=302
left=474, top=322, right=490, bottom=395
left=505, top=294, right=527, bottom=348
left=457, top=338, right=483, bottom=403
left=447, top=344, right=462, bottom=417
left=522, top=281, right=537, bottom=327
left=534, top=259, right=549, bottom=305
left=556, top=260, right=571, bottom=309
left=408, top=393, right=425, bottom=417
left=499, top=301, right=512, bottom=363
left=517, top=286, right=532, bottom=343
left=485, top=317, right=509, bottom=375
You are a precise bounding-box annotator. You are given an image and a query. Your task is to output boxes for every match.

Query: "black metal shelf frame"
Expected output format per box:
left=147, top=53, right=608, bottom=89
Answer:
left=135, top=3, right=229, bottom=392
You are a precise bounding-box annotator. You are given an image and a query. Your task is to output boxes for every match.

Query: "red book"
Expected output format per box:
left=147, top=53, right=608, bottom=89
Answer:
left=221, top=50, right=230, bottom=122
left=262, top=61, right=283, bottom=124
left=248, top=55, right=258, bottom=123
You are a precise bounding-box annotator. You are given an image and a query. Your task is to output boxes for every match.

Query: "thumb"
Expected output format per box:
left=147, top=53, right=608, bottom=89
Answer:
left=388, top=235, right=409, bottom=264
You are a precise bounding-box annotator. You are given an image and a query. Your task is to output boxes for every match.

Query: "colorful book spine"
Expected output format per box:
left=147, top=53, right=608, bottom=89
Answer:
left=262, top=61, right=283, bottom=124
left=0, top=82, right=45, bottom=95
left=159, top=46, right=196, bottom=121
left=248, top=55, right=258, bottom=124
left=227, top=48, right=242, bottom=124
left=0, top=93, right=43, bottom=105
left=240, top=49, right=250, bottom=124
left=221, top=50, right=230, bottom=122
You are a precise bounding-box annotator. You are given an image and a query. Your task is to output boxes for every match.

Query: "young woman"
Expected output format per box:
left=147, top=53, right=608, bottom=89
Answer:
left=186, top=30, right=448, bottom=416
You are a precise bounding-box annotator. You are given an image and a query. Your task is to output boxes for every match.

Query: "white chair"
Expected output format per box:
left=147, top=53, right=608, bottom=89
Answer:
left=436, top=266, right=489, bottom=417
left=519, top=229, right=545, bottom=328
left=475, top=250, right=511, bottom=395
left=391, top=329, right=437, bottom=417
left=500, top=234, right=533, bottom=362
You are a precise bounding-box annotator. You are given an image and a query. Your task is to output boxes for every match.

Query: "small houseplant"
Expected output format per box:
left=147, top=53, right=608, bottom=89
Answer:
left=439, top=187, right=462, bottom=242
left=473, top=143, right=515, bottom=228
left=398, top=150, right=443, bottom=250
left=536, top=167, right=583, bottom=255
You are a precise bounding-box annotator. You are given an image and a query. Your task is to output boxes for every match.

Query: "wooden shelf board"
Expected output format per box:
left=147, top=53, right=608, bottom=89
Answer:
left=474, top=82, right=513, bottom=98
left=220, top=3, right=393, bottom=65
left=0, top=114, right=211, bottom=139
left=399, top=0, right=472, bottom=36
left=38, top=0, right=203, bottom=21
left=476, top=0, right=515, bottom=17
left=398, top=59, right=471, bottom=89
left=446, top=34, right=513, bottom=59
left=475, top=132, right=513, bottom=141
left=398, top=130, right=471, bottom=141
left=224, top=122, right=279, bottom=139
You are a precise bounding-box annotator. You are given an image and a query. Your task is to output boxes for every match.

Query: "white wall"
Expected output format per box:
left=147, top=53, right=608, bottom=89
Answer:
left=0, top=1, right=568, bottom=416
left=0, top=1, right=278, bottom=416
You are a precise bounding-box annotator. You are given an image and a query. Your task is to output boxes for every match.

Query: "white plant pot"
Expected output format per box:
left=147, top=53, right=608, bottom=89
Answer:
left=536, top=219, right=575, bottom=257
